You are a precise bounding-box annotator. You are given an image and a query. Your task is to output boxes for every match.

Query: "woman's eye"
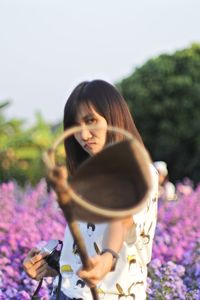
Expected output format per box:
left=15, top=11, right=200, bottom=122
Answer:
left=86, top=118, right=96, bottom=124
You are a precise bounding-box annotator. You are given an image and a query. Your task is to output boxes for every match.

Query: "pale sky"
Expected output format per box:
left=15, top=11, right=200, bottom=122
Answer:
left=1, top=0, right=200, bottom=125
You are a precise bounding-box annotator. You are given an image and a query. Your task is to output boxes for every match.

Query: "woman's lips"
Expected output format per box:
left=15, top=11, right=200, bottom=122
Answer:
left=84, top=142, right=96, bottom=149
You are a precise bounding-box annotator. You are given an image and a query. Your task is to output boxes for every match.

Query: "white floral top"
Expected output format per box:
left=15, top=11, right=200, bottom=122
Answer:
left=59, top=165, right=158, bottom=300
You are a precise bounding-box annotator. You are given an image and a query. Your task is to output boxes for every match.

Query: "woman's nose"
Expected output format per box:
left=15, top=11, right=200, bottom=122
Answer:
left=80, top=126, right=92, bottom=141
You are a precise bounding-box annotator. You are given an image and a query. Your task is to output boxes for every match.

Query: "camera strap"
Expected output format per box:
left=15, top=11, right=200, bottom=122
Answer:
left=56, top=273, right=62, bottom=300
left=31, top=279, right=43, bottom=299
left=31, top=274, right=62, bottom=300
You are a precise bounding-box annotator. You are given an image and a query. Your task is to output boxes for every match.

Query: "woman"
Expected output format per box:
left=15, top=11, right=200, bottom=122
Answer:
left=23, top=80, right=158, bottom=300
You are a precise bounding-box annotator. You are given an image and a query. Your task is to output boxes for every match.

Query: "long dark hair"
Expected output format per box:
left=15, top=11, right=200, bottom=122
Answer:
left=63, top=80, right=144, bottom=175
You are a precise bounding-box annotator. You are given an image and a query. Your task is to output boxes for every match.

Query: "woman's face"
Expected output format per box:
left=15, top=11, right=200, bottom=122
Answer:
left=74, top=103, right=108, bottom=156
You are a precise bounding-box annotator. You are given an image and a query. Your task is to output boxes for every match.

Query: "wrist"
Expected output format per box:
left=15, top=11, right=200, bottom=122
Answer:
left=100, top=248, right=119, bottom=271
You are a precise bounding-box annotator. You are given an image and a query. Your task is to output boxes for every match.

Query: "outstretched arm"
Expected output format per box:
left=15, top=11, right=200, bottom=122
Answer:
left=78, top=217, right=133, bottom=286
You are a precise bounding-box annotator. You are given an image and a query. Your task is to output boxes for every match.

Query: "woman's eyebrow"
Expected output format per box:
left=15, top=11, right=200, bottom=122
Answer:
left=75, top=113, right=95, bottom=123
left=82, top=113, right=95, bottom=120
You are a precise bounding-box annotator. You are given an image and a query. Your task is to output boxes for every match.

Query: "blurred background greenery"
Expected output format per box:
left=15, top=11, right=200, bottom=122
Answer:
left=0, top=103, right=64, bottom=185
left=1, top=43, right=200, bottom=185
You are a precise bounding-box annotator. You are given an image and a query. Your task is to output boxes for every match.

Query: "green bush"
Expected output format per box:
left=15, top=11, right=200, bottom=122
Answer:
left=0, top=102, right=64, bottom=185
left=117, top=43, right=200, bottom=184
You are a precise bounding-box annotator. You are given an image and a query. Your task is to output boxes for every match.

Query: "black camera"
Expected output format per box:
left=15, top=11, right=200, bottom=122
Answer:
left=40, top=239, right=63, bottom=273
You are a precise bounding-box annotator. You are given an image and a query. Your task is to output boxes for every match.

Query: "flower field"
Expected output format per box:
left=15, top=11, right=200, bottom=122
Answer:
left=0, top=180, right=200, bottom=299
left=147, top=181, right=200, bottom=300
left=0, top=180, right=66, bottom=299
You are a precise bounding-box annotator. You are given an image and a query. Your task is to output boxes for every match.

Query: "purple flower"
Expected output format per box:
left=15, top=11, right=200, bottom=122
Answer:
left=0, top=180, right=65, bottom=299
left=1, top=180, right=200, bottom=299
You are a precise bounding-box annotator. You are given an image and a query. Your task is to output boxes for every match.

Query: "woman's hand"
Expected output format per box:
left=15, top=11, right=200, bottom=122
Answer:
left=77, top=252, right=113, bottom=287
left=23, top=248, right=58, bottom=281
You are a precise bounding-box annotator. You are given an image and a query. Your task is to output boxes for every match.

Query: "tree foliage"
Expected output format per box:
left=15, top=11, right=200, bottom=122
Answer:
left=0, top=102, right=64, bottom=185
left=117, top=44, right=200, bottom=183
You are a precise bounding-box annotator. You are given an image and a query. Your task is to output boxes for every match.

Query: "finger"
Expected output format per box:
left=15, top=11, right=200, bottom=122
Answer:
left=84, top=277, right=99, bottom=288
left=28, top=247, right=40, bottom=258
left=23, top=255, right=44, bottom=271
left=78, top=268, right=99, bottom=280
left=86, top=281, right=97, bottom=288
left=23, top=248, right=44, bottom=270
left=88, top=256, right=100, bottom=266
left=35, top=269, right=46, bottom=281
left=23, top=259, right=32, bottom=270
left=35, top=262, right=49, bottom=281
left=23, top=258, right=36, bottom=270
left=30, top=252, right=49, bottom=265
left=32, top=259, right=47, bottom=271
left=27, top=260, right=48, bottom=279
left=77, top=256, right=100, bottom=276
